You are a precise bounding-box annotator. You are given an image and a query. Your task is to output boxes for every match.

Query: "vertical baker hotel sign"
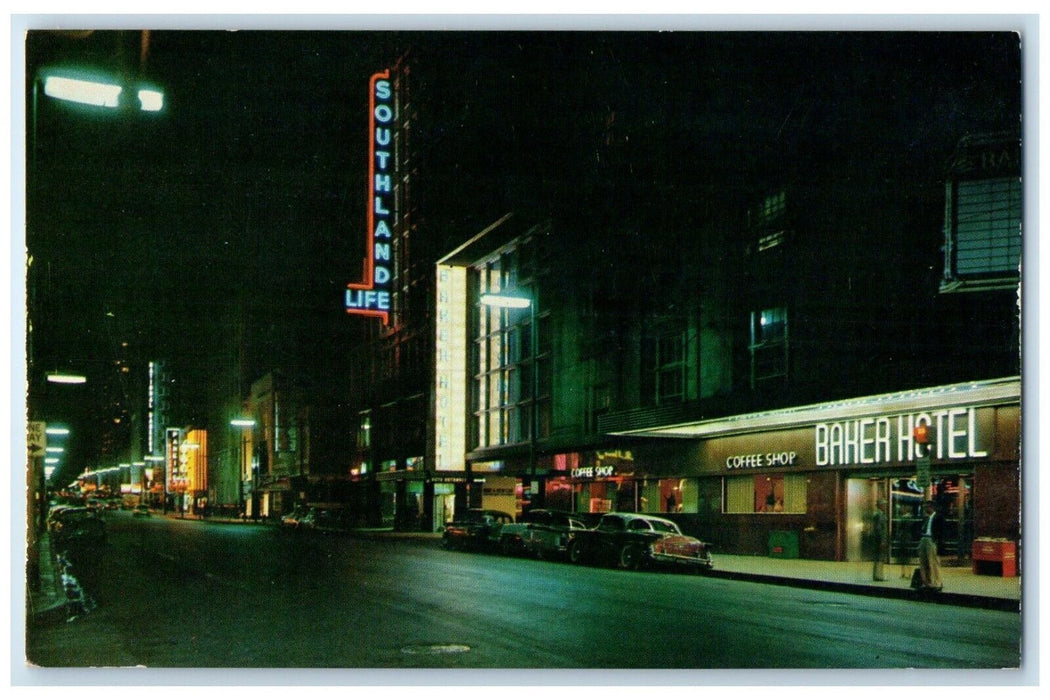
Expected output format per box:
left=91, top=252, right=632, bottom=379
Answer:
left=346, top=70, right=394, bottom=323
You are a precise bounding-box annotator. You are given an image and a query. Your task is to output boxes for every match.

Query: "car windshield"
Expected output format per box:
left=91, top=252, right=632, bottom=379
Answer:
left=649, top=520, right=681, bottom=534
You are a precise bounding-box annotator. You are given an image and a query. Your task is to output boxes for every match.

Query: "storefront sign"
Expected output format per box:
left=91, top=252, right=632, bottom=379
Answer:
left=725, top=451, right=798, bottom=470
left=815, top=407, right=988, bottom=467
left=166, top=428, right=181, bottom=492
left=572, top=465, right=616, bottom=479
left=345, top=70, right=394, bottom=323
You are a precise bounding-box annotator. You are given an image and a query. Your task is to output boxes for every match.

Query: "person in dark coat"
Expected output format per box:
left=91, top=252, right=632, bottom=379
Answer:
left=871, top=499, right=887, bottom=581
left=918, top=500, right=944, bottom=590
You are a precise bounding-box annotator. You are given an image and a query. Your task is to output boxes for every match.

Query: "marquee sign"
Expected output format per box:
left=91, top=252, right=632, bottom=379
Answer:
left=166, top=428, right=182, bottom=492
left=345, top=69, right=394, bottom=323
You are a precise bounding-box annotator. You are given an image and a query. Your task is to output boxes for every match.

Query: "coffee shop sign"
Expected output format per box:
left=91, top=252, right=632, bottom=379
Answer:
left=572, top=465, right=616, bottom=479
left=725, top=452, right=798, bottom=470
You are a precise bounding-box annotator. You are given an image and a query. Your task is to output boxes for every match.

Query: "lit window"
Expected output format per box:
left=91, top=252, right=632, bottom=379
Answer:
left=750, top=190, right=787, bottom=229
left=941, top=135, right=1022, bottom=293
left=950, top=177, right=1021, bottom=275
left=750, top=307, right=788, bottom=386
left=724, top=474, right=806, bottom=514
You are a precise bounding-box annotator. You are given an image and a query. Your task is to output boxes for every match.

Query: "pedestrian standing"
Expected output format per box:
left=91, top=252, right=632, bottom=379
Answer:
left=871, top=499, right=887, bottom=581
left=918, top=500, right=943, bottom=591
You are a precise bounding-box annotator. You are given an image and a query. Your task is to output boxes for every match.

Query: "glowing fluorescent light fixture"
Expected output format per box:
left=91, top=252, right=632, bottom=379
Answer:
left=138, top=88, right=164, bottom=112
left=45, top=427, right=70, bottom=436
left=480, top=293, right=531, bottom=309
left=44, top=76, right=123, bottom=108
left=230, top=419, right=256, bottom=428
left=47, top=372, right=87, bottom=384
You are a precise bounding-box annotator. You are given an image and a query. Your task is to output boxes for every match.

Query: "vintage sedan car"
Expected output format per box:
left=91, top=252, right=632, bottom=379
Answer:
left=442, top=509, right=514, bottom=552
left=280, top=505, right=310, bottom=528
left=497, top=508, right=588, bottom=559
left=568, top=512, right=713, bottom=572
left=50, top=507, right=107, bottom=550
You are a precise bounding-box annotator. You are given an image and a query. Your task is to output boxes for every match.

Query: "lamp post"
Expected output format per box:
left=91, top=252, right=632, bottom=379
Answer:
left=480, top=293, right=539, bottom=507
left=231, top=419, right=256, bottom=519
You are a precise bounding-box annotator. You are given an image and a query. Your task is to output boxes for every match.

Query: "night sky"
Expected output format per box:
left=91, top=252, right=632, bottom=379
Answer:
left=23, top=28, right=1022, bottom=483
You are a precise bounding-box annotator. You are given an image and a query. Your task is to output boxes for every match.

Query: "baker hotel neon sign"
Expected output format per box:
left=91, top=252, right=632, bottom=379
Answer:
left=345, top=70, right=394, bottom=323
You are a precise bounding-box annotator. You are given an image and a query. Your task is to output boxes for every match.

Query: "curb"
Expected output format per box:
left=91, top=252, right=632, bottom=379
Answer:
left=703, top=569, right=1020, bottom=612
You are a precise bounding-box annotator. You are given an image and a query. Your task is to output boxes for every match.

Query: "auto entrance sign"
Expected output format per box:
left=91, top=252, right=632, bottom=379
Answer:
left=27, top=421, right=46, bottom=457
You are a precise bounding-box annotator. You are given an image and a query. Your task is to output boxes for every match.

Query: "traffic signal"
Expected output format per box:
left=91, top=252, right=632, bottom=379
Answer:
left=913, top=423, right=935, bottom=457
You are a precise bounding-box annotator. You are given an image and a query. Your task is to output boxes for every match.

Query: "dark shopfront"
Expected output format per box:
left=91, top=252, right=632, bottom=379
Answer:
left=614, top=378, right=1021, bottom=563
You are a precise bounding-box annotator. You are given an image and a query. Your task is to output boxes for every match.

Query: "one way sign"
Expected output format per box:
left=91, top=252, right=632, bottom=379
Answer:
left=27, top=421, right=46, bottom=457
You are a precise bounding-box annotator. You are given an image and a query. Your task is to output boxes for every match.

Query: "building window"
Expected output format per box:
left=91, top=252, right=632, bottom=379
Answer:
left=941, top=135, right=1022, bottom=293
left=949, top=177, right=1022, bottom=275
left=643, top=328, right=689, bottom=405
left=639, top=478, right=697, bottom=513
left=473, top=249, right=540, bottom=450
left=750, top=190, right=786, bottom=227
left=724, top=474, right=806, bottom=514
left=750, top=307, right=788, bottom=387
left=356, top=411, right=371, bottom=449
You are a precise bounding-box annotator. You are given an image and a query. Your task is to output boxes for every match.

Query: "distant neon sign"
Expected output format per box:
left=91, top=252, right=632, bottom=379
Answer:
left=346, top=70, right=394, bottom=323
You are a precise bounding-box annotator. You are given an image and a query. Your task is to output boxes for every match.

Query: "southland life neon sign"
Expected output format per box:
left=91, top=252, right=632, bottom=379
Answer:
left=345, top=70, right=394, bottom=323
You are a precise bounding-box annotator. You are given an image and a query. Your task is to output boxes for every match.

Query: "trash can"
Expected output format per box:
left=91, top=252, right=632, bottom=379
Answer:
left=768, top=530, right=799, bottom=558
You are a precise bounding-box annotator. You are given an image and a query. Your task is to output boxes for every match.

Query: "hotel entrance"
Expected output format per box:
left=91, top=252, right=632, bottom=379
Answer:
left=846, top=474, right=973, bottom=565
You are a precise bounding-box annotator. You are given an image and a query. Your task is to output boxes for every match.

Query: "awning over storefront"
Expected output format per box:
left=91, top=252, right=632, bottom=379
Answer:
left=607, top=377, right=1020, bottom=439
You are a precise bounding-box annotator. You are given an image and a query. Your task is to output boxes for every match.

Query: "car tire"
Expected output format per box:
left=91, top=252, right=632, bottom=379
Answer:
left=500, top=536, right=518, bottom=557
left=618, top=544, right=643, bottom=570
left=569, top=539, right=587, bottom=565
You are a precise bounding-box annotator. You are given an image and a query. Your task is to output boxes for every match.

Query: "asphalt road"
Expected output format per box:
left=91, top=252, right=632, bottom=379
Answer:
left=24, top=512, right=1022, bottom=673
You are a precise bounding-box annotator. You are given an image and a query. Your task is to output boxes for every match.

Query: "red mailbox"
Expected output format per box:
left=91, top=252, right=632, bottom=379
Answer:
left=971, top=538, right=1017, bottom=577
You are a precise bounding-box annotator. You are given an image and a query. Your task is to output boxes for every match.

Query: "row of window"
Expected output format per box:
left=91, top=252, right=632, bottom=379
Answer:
left=562, top=474, right=806, bottom=515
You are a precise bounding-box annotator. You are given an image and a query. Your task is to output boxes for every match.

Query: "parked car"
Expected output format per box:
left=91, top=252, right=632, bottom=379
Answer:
left=442, top=509, right=514, bottom=552
left=568, top=512, right=713, bottom=572
left=299, top=507, right=349, bottom=533
left=49, top=507, right=107, bottom=550
left=497, top=508, right=588, bottom=559
left=132, top=504, right=151, bottom=517
left=46, top=504, right=75, bottom=531
left=280, top=506, right=310, bottom=528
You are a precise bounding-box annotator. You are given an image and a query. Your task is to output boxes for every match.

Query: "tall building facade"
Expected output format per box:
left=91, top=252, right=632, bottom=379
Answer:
left=343, top=34, right=1022, bottom=566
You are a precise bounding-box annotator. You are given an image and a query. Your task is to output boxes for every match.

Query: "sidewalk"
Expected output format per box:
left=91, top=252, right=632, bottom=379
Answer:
left=26, top=530, right=72, bottom=627
left=707, top=553, right=1020, bottom=611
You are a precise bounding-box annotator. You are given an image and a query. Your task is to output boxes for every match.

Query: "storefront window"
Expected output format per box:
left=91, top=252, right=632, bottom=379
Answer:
left=639, top=478, right=698, bottom=513
left=575, top=479, right=635, bottom=513
left=725, top=474, right=806, bottom=514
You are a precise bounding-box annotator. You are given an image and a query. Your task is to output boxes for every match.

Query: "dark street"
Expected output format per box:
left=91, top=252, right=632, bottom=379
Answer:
left=27, top=513, right=1021, bottom=671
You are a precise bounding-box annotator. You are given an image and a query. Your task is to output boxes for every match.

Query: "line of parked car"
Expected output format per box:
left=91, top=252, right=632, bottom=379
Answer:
left=441, top=508, right=715, bottom=573
left=279, top=505, right=353, bottom=532
left=46, top=504, right=107, bottom=552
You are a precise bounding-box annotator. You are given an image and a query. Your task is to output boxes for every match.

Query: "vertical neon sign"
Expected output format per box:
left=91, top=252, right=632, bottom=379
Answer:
left=345, top=70, right=393, bottom=323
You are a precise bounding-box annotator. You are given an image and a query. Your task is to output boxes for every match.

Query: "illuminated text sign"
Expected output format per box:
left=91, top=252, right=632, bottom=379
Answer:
left=815, top=407, right=988, bottom=467
left=725, top=451, right=798, bottom=470
left=572, top=465, right=616, bottom=479
left=345, top=70, right=394, bottom=322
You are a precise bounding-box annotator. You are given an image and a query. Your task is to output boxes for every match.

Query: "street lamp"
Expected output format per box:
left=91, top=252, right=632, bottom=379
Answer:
left=479, top=292, right=539, bottom=507
left=46, top=371, right=87, bottom=384
left=231, top=419, right=256, bottom=519
left=40, top=72, right=165, bottom=113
